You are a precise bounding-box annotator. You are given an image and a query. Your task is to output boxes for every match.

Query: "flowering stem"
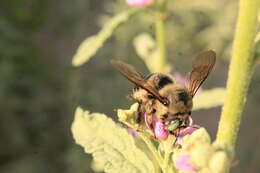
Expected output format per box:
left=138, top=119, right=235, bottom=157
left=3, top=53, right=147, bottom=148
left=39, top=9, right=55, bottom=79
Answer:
left=155, top=0, right=167, bottom=72
left=217, top=0, right=260, bottom=147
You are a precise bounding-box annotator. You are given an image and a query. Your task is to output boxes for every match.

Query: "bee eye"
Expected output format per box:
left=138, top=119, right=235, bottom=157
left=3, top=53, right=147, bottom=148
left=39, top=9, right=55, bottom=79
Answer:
left=162, top=99, right=169, bottom=106
left=148, top=94, right=155, bottom=99
left=178, top=91, right=189, bottom=104
left=162, top=114, right=168, bottom=119
left=174, top=112, right=184, bottom=116
left=174, top=112, right=179, bottom=116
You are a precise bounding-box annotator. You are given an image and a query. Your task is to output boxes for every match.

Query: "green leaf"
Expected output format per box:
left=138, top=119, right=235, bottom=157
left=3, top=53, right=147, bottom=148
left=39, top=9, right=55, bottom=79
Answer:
left=193, top=88, right=226, bottom=110
left=72, top=8, right=141, bottom=67
left=71, top=107, right=155, bottom=173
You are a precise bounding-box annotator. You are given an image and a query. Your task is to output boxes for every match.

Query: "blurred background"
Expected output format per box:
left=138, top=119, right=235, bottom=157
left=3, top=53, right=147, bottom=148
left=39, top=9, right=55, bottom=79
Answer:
left=0, top=0, right=260, bottom=172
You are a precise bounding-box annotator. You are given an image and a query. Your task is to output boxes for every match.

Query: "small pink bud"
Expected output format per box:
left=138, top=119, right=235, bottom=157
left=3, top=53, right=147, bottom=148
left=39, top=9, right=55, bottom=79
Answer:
left=175, top=155, right=197, bottom=172
left=127, top=128, right=138, bottom=138
left=126, top=0, right=153, bottom=7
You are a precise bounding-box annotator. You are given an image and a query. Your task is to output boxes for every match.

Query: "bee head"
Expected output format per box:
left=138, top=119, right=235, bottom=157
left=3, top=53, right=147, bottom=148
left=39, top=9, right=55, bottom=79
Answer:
left=157, top=84, right=193, bottom=122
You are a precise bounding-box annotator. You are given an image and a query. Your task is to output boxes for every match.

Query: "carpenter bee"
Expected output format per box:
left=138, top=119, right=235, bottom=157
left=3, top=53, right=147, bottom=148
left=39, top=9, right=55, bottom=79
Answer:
left=111, top=50, right=216, bottom=138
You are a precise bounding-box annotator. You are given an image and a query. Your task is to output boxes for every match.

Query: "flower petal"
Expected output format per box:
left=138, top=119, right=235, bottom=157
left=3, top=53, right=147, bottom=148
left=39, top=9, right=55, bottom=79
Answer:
left=154, top=121, right=169, bottom=140
left=179, top=125, right=200, bottom=137
left=175, top=155, right=197, bottom=172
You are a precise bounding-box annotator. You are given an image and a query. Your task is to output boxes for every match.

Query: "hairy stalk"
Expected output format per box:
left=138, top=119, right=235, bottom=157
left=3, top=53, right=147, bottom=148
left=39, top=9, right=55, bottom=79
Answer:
left=217, top=0, right=260, bottom=147
left=155, top=0, right=167, bottom=72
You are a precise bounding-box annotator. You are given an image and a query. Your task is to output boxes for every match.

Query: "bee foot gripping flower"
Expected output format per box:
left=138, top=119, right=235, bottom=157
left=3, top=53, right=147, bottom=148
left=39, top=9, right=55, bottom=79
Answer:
left=126, top=0, right=154, bottom=7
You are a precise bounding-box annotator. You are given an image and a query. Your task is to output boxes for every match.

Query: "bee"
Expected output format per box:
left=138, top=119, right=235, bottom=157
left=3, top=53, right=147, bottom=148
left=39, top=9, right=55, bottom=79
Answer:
left=111, top=50, right=216, bottom=138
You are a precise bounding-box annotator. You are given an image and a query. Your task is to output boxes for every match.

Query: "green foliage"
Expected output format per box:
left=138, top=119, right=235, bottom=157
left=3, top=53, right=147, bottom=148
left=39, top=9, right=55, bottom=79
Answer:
left=5, top=0, right=260, bottom=172
left=193, top=88, right=226, bottom=110
left=72, top=8, right=141, bottom=66
left=69, top=0, right=259, bottom=172
left=71, top=107, right=155, bottom=173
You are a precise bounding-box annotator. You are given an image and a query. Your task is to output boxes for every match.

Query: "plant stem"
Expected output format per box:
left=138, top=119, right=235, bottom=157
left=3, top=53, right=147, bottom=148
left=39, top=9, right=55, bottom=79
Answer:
left=155, top=0, right=167, bottom=72
left=216, top=0, right=260, bottom=147
left=162, top=152, right=171, bottom=173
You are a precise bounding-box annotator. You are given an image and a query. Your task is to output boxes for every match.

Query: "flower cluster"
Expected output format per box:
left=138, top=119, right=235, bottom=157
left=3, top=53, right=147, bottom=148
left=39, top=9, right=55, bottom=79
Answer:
left=173, top=128, right=233, bottom=172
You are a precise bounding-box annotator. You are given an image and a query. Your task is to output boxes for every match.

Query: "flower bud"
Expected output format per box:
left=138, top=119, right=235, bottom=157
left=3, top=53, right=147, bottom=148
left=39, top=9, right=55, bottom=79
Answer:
left=175, top=155, right=197, bottom=172
left=209, top=152, right=230, bottom=173
left=126, top=0, right=154, bottom=7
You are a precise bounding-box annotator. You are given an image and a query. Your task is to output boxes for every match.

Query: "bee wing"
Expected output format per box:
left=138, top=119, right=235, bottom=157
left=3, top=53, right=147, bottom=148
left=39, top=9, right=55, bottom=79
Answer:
left=188, top=50, right=216, bottom=97
left=110, top=60, right=168, bottom=105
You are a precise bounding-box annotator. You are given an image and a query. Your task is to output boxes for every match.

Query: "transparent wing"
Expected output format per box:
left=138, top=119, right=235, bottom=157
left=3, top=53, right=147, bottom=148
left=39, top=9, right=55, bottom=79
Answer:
left=188, top=50, right=216, bottom=97
left=110, top=60, right=168, bottom=105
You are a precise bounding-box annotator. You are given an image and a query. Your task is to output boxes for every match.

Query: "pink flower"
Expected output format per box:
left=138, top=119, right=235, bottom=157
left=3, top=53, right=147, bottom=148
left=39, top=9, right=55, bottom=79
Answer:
left=175, top=155, right=197, bottom=172
left=126, top=0, right=154, bottom=7
left=179, top=125, right=200, bottom=137
left=177, top=125, right=200, bottom=144
left=176, top=117, right=200, bottom=144
left=144, top=113, right=169, bottom=140
left=153, top=121, right=169, bottom=140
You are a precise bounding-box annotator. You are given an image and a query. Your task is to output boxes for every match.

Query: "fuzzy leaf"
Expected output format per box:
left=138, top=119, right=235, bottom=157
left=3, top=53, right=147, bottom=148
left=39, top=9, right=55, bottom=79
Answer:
left=193, top=88, right=226, bottom=110
left=71, top=107, right=155, bottom=173
left=72, top=8, right=141, bottom=66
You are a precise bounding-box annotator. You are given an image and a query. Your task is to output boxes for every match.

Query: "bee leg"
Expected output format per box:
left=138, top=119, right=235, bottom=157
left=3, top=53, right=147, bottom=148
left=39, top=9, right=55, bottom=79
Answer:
left=135, top=104, right=142, bottom=124
left=173, top=129, right=178, bottom=146
left=173, top=128, right=182, bottom=148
